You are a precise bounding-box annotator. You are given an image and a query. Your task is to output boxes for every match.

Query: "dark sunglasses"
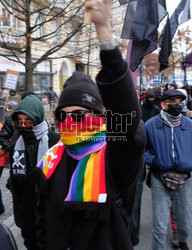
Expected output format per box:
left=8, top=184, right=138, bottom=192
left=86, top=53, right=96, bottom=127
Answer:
left=13, top=119, right=33, bottom=128
left=55, top=109, right=94, bottom=122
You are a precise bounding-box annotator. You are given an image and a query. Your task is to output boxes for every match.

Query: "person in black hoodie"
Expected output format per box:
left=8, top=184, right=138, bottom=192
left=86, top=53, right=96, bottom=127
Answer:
left=33, top=1, right=145, bottom=249
left=141, top=92, right=160, bottom=123
left=7, top=95, right=60, bottom=250
left=0, top=92, right=37, bottom=157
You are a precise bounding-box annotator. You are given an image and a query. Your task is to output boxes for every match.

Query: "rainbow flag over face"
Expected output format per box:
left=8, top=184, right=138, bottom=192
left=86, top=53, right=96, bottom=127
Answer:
left=60, top=116, right=106, bottom=160
left=37, top=116, right=107, bottom=203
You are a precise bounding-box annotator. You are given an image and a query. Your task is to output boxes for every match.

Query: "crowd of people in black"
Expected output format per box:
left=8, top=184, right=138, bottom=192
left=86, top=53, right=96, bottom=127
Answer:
left=0, top=1, right=192, bottom=250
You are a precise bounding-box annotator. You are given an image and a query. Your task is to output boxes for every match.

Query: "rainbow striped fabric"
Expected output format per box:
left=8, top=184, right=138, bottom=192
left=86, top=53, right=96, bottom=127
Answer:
left=65, top=145, right=107, bottom=202
left=37, top=116, right=107, bottom=203
left=37, top=140, right=65, bottom=179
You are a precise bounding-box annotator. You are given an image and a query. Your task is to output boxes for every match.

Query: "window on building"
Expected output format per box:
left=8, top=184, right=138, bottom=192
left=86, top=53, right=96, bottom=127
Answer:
left=33, top=74, right=52, bottom=99
left=0, top=5, right=19, bottom=28
left=34, top=13, right=44, bottom=38
left=55, top=0, right=65, bottom=7
left=52, top=21, right=58, bottom=44
left=12, top=15, right=18, bottom=28
left=2, top=8, right=10, bottom=26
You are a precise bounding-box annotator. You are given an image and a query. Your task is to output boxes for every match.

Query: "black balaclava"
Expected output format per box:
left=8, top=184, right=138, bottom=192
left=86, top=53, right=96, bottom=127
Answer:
left=145, top=92, right=155, bottom=107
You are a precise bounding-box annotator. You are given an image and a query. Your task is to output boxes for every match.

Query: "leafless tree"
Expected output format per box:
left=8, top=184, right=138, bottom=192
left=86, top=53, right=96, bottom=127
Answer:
left=0, top=0, right=126, bottom=90
left=0, top=0, right=87, bottom=90
left=162, top=26, right=192, bottom=75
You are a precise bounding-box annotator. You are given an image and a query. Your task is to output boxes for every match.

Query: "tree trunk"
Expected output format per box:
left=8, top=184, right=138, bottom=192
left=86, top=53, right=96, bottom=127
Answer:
left=25, top=0, right=33, bottom=91
left=25, top=45, right=33, bottom=90
left=25, top=68, right=33, bottom=91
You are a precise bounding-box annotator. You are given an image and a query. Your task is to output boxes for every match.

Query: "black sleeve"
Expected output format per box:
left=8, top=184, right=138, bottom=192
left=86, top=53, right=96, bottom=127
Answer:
left=32, top=168, right=47, bottom=250
left=97, top=47, right=127, bottom=83
left=54, top=91, right=58, bottom=99
left=48, top=130, right=60, bottom=148
left=0, top=116, right=15, bottom=152
left=96, top=47, right=144, bottom=140
left=35, top=183, right=46, bottom=250
left=34, top=132, right=59, bottom=249
left=96, top=47, right=145, bottom=215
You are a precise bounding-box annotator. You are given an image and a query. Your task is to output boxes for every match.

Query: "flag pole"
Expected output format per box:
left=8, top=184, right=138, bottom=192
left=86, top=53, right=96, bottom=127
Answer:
left=84, top=10, right=92, bottom=25
left=171, top=53, right=175, bottom=82
left=178, top=29, right=187, bottom=85
left=139, top=62, right=143, bottom=104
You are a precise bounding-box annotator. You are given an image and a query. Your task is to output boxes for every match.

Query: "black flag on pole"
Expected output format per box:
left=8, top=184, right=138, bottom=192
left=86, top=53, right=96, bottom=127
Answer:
left=159, top=18, right=172, bottom=72
left=159, top=0, right=191, bottom=71
left=169, top=0, right=191, bottom=39
left=120, top=0, right=167, bottom=72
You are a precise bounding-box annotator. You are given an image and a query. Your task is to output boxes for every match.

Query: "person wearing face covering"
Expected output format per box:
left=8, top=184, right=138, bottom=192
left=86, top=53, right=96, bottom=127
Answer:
left=7, top=95, right=60, bottom=250
left=141, top=92, right=160, bottom=189
left=31, top=1, right=145, bottom=249
left=144, top=89, right=192, bottom=250
left=141, top=92, right=160, bottom=123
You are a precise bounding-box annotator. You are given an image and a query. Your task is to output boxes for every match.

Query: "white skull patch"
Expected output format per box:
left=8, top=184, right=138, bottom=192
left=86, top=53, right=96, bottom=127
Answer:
left=12, top=150, right=26, bottom=175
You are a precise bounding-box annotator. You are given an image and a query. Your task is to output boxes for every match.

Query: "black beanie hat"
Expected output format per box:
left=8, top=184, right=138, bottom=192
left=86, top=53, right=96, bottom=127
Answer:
left=146, top=92, right=155, bottom=99
left=56, top=71, right=103, bottom=113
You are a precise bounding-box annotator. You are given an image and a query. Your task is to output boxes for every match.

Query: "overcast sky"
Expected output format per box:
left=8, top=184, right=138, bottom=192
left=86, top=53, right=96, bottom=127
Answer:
left=166, top=0, right=192, bottom=28
left=166, top=0, right=182, bottom=15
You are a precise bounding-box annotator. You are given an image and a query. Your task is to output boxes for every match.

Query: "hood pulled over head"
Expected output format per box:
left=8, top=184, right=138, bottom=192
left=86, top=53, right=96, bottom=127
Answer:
left=12, top=95, right=44, bottom=125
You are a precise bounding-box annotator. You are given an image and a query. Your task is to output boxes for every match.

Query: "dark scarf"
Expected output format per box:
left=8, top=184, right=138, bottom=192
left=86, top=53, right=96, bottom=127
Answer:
left=17, top=127, right=36, bottom=144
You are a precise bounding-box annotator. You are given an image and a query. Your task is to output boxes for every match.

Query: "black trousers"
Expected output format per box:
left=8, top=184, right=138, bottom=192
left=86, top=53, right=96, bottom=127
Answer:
left=130, top=160, right=146, bottom=246
left=8, top=179, right=40, bottom=250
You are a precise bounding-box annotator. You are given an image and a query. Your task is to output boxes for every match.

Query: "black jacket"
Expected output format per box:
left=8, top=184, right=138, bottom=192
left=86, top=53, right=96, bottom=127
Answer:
left=34, top=48, right=145, bottom=250
left=47, top=90, right=58, bottom=102
left=7, top=130, right=60, bottom=250
left=0, top=116, right=15, bottom=152
left=141, top=99, right=160, bottom=123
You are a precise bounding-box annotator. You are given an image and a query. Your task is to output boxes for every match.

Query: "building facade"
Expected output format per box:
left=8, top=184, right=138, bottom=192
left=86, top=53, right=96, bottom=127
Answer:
left=0, top=0, right=125, bottom=98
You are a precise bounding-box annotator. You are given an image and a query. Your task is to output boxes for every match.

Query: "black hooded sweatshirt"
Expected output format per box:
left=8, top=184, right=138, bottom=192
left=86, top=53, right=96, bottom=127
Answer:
left=8, top=95, right=60, bottom=250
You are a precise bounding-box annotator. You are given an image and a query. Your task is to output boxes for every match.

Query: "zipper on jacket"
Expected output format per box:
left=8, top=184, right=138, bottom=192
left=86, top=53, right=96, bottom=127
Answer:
left=171, top=127, right=175, bottom=162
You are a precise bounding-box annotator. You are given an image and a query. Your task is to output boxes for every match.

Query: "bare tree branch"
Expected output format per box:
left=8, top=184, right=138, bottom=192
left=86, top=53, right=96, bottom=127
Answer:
left=32, top=22, right=83, bottom=70
left=0, top=0, right=123, bottom=90
left=0, top=0, right=26, bottom=20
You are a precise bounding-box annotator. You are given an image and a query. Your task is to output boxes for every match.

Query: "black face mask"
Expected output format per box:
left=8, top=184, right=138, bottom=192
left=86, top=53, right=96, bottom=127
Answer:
left=146, top=99, right=154, bottom=107
left=17, top=127, right=36, bottom=144
left=166, top=104, right=183, bottom=116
